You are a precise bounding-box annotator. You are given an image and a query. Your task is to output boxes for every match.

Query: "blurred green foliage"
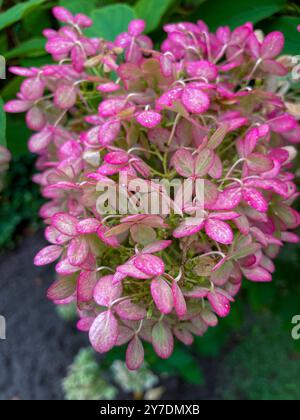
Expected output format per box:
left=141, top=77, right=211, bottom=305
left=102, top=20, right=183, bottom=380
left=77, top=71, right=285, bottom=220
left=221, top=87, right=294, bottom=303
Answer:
left=216, top=314, right=300, bottom=400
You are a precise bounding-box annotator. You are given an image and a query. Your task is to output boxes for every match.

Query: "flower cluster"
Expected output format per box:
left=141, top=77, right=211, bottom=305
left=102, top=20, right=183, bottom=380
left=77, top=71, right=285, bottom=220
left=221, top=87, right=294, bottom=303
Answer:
left=4, top=6, right=300, bottom=370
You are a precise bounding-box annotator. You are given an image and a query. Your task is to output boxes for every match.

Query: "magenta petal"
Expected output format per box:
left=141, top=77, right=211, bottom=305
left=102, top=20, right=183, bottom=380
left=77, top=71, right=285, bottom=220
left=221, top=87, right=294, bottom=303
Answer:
left=77, top=271, right=98, bottom=302
left=242, top=266, right=272, bottom=282
left=173, top=218, right=205, bottom=239
left=186, top=60, right=218, bottom=81
left=99, top=120, right=121, bottom=146
left=4, top=100, right=31, bottom=113
left=89, top=310, right=119, bottom=353
left=205, top=219, right=234, bottom=245
left=136, top=110, right=162, bottom=128
left=77, top=317, right=94, bottom=332
left=28, top=130, right=53, bottom=153
left=182, top=87, right=210, bottom=114
left=151, top=277, right=174, bottom=314
left=242, top=188, right=268, bottom=213
left=152, top=322, right=174, bottom=359
left=208, top=292, right=231, bottom=318
left=76, top=218, right=100, bottom=234
left=126, top=336, right=144, bottom=371
left=68, top=236, right=90, bottom=267
left=269, top=114, right=297, bottom=133
left=34, top=245, right=62, bottom=266
left=52, top=6, right=73, bottom=23
left=93, top=275, right=123, bottom=307
left=261, top=31, right=284, bottom=59
left=134, top=254, right=165, bottom=277
left=52, top=213, right=78, bottom=237
left=194, top=149, right=214, bottom=177
left=172, top=282, right=187, bottom=317
left=211, top=188, right=242, bottom=211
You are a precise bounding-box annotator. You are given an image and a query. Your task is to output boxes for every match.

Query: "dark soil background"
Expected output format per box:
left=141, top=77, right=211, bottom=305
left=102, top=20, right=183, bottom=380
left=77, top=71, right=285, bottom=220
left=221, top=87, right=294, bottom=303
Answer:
left=0, top=232, right=219, bottom=400
left=0, top=232, right=88, bottom=400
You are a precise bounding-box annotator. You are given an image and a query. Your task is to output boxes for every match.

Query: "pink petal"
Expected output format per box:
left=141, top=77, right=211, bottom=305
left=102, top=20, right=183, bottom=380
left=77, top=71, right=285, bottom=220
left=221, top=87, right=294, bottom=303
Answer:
left=26, top=107, right=46, bottom=131
left=93, top=275, right=123, bottom=307
left=261, top=59, right=288, bottom=76
left=71, top=44, right=86, bottom=72
left=46, top=37, right=73, bottom=55
left=77, top=218, right=100, bottom=234
left=173, top=218, right=205, bottom=239
left=208, top=292, right=231, bottom=318
left=98, top=120, right=121, bottom=146
left=268, top=114, right=297, bottom=133
left=28, top=130, right=53, bottom=153
left=77, top=271, right=98, bottom=302
left=34, top=245, right=62, bottom=266
left=55, top=259, right=80, bottom=276
left=128, top=19, right=146, bottom=36
left=89, top=310, right=119, bottom=353
left=247, top=154, right=274, bottom=173
left=68, top=236, right=89, bottom=267
left=52, top=213, right=78, bottom=237
left=242, top=188, right=268, bottom=213
left=151, top=277, right=174, bottom=314
left=21, top=77, right=45, bottom=101
left=134, top=254, right=165, bottom=277
left=152, top=322, right=174, bottom=359
left=182, top=88, right=210, bottom=114
left=261, top=31, right=284, bottom=59
left=209, top=211, right=240, bottom=221
left=211, top=188, right=242, bottom=211
left=136, top=110, right=162, bottom=128
left=172, top=282, right=187, bottom=317
left=205, top=219, right=234, bottom=245
left=52, top=6, right=73, bottom=23
left=74, top=13, right=93, bottom=28
left=4, top=100, right=31, bottom=113
left=201, top=309, right=218, bottom=327
left=104, top=151, right=129, bottom=165
left=77, top=317, right=94, bottom=332
left=242, top=266, right=272, bottom=282
left=186, top=60, right=218, bottom=81
left=98, top=98, right=126, bottom=118
left=126, top=336, right=144, bottom=371
left=172, top=149, right=194, bottom=177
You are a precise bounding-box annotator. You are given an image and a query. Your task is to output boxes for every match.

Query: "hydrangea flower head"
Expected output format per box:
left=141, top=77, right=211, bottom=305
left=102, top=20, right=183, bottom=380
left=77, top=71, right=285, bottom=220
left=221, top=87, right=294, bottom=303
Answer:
left=5, top=7, right=300, bottom=370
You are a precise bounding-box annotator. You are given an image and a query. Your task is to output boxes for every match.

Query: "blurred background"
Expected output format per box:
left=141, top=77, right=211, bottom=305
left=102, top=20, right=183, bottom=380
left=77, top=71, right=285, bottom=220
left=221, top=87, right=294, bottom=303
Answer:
left=0, top=0, right=300, bottom=401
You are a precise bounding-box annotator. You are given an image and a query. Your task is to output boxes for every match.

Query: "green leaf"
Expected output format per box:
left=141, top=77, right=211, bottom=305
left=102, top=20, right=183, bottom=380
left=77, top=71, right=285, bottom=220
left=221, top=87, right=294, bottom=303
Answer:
left=135, top=0, right=174, bottom=33
left=0, top=0, right=46, bottom=31
left=4, top=38, right=46, bottom=60
left=85, top=4, right=136, bottom=41
left=0, top=97, right=7, bottom=147
left=6, top=114, right=31, bottom=156
left=262, top=16, right=300, bottom=55
left=59, top=0, right=98, bottom=16
left=195, top=0, right=286, bottom=30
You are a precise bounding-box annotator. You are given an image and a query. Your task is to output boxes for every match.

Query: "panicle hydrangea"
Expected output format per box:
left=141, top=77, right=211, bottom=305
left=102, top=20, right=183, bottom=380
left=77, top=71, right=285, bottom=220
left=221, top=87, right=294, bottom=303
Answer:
left=4, top=7, right=300, bottom=370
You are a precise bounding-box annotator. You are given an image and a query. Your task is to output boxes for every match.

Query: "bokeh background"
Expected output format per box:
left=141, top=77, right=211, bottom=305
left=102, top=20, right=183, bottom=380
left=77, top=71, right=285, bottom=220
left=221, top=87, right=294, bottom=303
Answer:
left=0, top=0, right=300, bottom=400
